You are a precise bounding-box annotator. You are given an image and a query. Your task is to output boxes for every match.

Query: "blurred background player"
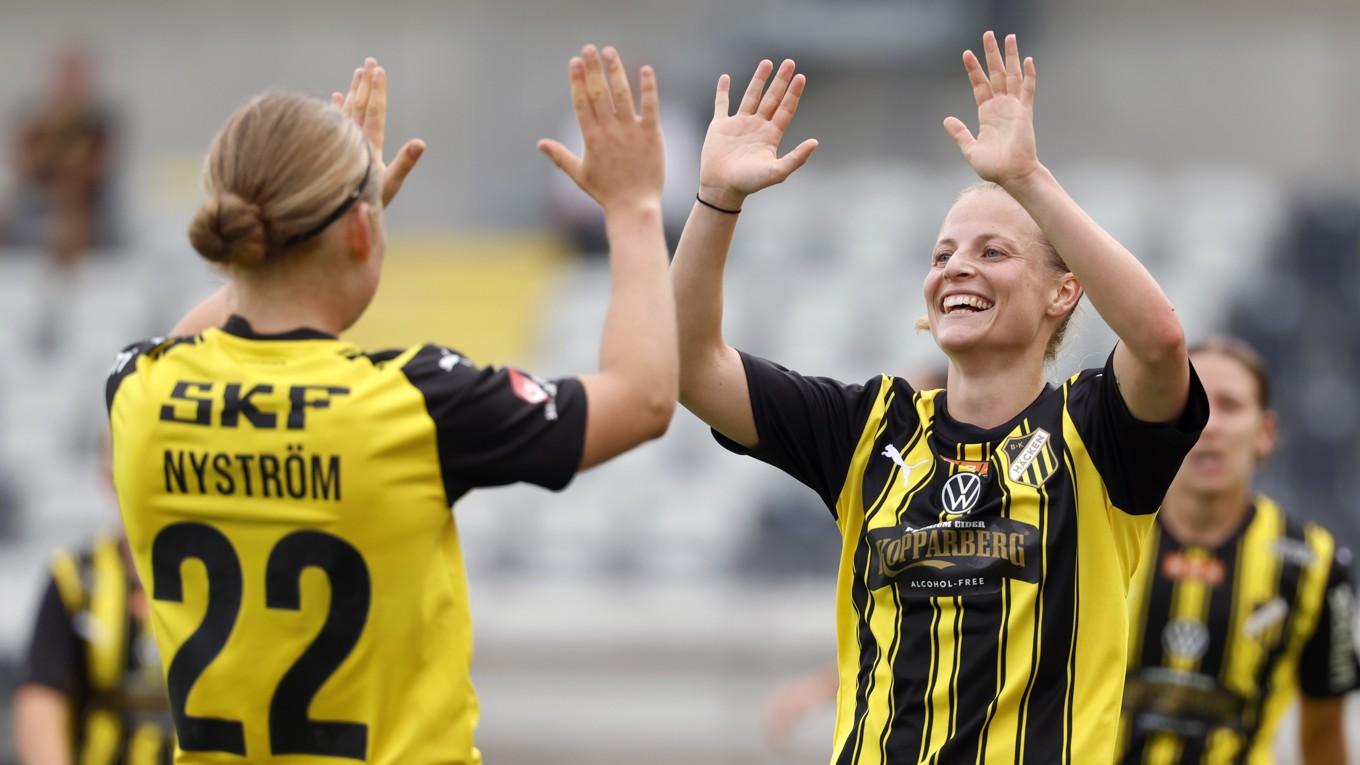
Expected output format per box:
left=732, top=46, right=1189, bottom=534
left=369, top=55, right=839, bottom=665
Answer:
left=11, top=532, right=171, bottom=765
left=1118, top=337, right=1360, bottom=765
left=2, top=44, right=118, bottom=268
left=105, top=48, right=674, bottom=763
left=673, top=32, right=1206, bottom=763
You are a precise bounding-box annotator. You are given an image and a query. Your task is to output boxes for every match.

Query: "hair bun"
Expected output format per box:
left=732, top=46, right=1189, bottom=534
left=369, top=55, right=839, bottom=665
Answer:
left=188, top=191, right=269, bottom=266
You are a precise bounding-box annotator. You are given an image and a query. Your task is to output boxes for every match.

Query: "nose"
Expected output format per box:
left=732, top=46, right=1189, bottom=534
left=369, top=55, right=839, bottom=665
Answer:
left=942, top=250, right=976, bottom=279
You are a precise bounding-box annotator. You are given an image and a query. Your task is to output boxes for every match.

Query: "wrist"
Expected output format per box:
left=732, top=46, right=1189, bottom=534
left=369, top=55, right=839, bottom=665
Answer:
left=998, top=163, right=1054, bottom=199
left=697, top=185, right=747, bottom=213
left=603, top=196, right=664, bottom=221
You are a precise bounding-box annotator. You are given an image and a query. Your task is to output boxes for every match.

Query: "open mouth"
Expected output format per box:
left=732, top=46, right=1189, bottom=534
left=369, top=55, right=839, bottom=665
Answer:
left=941, top=294, right=994, bottom=315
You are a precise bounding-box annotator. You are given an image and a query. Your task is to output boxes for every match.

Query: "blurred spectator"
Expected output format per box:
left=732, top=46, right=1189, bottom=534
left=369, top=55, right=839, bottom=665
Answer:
left=2, top=45, right=119, bottom=267
left=10, top=532, right=171, bottom=765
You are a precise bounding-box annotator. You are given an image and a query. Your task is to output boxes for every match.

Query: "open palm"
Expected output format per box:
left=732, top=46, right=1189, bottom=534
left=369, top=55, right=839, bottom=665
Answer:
left=943, top=32, right=1040, bottom=188
left=699, top=59, right=818, bottom=210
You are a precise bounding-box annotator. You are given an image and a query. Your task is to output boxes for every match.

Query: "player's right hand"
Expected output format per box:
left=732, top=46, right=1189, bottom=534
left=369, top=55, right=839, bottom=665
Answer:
left=697, top=59, right=819, bottom=212
left=538, top=45, right=665, bottom=216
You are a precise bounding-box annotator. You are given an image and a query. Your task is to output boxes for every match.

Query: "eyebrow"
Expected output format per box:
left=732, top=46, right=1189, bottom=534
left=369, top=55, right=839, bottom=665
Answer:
left=934, top=233, right=1023, bottom=249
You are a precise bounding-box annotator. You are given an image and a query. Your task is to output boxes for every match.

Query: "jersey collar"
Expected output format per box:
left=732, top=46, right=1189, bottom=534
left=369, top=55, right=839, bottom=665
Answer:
left=221, top=314, right=338, bottom=340
left=221, top=314, right=337, bottom=341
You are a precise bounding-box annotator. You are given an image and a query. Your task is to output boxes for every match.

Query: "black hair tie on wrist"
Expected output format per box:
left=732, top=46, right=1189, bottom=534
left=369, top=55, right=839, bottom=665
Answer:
left=282, top=146, right=374, bottom=248
left=696, top=193, right=741, bottom=215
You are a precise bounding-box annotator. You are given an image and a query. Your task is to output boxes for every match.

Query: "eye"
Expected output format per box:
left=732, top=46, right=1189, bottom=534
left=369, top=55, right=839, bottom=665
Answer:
left=983, top=248, right=1005, bottom=259
left=933, top=251, right=952, bottom=266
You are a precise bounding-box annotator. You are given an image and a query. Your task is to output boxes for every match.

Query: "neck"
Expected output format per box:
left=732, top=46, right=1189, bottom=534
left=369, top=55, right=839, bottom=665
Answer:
left=944, top=348, right=1047, bottom=429
left=232, top=275, right=345, bottom=336
left=1160, top=483, right=1253, bottom=548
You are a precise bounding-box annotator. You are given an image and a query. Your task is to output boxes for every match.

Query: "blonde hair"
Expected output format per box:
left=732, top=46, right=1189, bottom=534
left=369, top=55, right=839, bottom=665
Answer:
left=918, top=182, right=1078, bottom=362
left=188, top=92, right=376, bottom=268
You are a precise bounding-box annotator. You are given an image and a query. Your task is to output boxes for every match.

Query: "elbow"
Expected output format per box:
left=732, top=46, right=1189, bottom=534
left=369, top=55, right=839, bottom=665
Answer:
left=1136, top=315, right=1187, bottom=369
left=637, top=387, right=677, bottom=442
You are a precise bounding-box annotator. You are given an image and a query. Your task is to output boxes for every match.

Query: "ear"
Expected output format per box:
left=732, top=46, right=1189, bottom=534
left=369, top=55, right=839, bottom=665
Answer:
left=1048, top=272, right=1082, bottom=318
left=1255, top=409, right=1278, bottom=462
left=344, top=202, right=374, bottom=262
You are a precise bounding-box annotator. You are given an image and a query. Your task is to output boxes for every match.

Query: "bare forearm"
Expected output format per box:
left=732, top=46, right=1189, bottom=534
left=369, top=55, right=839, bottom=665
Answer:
left=1299, top=697, right=1348, bottom=765
left=672, top=203, right=739, bottom=371
left=13, top=685, right=73, bottom=765
left=1003, top=165, right=1184, bottom=363
left=598, top=202, right=677, bottom=414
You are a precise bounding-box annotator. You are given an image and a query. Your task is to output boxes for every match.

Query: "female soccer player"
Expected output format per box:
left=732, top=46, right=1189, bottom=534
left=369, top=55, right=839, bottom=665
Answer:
left=1119, top=338, right=1358, bottom=765
left=673, top=32, right=1209, bottom=763
left=106, top=47, right=674, bottom=764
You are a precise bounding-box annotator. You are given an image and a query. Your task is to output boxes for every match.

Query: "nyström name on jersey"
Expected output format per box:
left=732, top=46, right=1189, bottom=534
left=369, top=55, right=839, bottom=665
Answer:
left=163, top=446, right=342, bottom=501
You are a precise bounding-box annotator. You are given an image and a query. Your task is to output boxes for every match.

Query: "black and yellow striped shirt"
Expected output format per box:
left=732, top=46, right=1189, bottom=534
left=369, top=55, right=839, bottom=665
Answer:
left=1118, top=495, right=1360, bottom=764
left=716, top=350, right=1208, bottom=764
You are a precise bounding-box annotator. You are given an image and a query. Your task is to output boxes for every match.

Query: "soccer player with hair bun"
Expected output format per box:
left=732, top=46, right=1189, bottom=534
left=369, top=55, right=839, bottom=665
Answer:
left=106, top=47, right=674, bottom=764
left=1119, top=337, right=1360, bottom=765
left=673, top=32, right=1209, bottom=762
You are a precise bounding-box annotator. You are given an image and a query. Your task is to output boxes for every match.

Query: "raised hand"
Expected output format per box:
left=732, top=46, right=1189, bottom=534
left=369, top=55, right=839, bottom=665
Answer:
left=537, top=45, right=664, bottom=215
left=699, top=59, right=818, bottom=211
left=943, top=32, right=1039, bottom=188
left=330, top=57, right=427, bottom=208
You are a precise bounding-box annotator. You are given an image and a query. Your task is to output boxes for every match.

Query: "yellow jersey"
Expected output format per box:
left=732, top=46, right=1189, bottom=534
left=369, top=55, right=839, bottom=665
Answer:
left=106, top=315, right=586, bottom=764
left=1118, top=495, right=1360, bottom=764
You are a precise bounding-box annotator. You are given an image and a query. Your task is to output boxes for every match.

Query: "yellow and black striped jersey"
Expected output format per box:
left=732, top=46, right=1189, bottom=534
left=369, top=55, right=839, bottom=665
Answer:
left=105, top=315, right=586, bottom=764
left=1118, top=495, right=1360, bottom=764
left=21, top=535, right=173, bottom=764
left=715, top=350, right=1208, bottom=764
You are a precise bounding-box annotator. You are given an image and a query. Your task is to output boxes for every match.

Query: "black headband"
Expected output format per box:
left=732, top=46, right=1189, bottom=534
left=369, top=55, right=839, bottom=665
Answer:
left=281, top=148, right=374, bottom=248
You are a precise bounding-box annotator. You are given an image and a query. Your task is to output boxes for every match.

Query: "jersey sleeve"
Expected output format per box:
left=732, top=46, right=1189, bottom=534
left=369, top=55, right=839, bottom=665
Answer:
left=19, top=576, right=83, bottom=696
left=401, top=345, right=587, bottom=504
left=105, top=336, right=198, bottom=415
left=1065, top=349, right=1209, bottom=516
left=1299, top=549, right=1360, bottom=698
left=712, top=351, right=886, bottom=514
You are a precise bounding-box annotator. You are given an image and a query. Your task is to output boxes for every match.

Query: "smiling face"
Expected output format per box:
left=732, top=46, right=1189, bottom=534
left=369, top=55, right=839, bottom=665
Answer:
left=1170, top=350, right=1276, bottom=498
left=923, top=185, right=1079, bottom=364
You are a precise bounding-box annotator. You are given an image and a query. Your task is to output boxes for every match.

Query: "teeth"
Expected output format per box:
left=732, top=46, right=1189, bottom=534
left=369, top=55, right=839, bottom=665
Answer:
left=943, top=294, right=994, bottom=313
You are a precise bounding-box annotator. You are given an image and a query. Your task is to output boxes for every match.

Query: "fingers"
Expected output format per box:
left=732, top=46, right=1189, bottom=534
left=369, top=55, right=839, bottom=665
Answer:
left=352, top=58, right=377, bottom=130
left=1022, top=57, right=1036, bottom=106
left=756, top=59, right=795, bottom=119
left=537, top=138, right=585, bottom=185
left=1003, top=34, right=1022, bottom=96
left=962, top=50, right=991, bottom=106
left=331, top=92, right=344, bottom=110
left=982, top=31, right=1006, bottom=95
left=738, top=59, right=773, bottom=115
left=713, top=74, right=731, bottom=120
left=581, top=45, right=614, bottom=120
left=342, top=67, right=362, bottom=115
left=602, top=47, right=635, bottom=120
left=771, top=73, right=807, bottom=133
left=568, top=56, right=595, bottom=130
left=365, top=66, right=388, bottom=156
left=639, top=65, right=660, bottom=128
left=942, top=116, right=975, bottom=151
left=381, top=139, right=426, bottom=207
left=772, top=138, right=818, bottom=182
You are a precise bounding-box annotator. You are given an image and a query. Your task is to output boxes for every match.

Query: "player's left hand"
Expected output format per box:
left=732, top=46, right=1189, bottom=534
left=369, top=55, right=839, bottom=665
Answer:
left=331, top=57, right=426, bottom=208
left=943, top=31, right=1039, bottom=189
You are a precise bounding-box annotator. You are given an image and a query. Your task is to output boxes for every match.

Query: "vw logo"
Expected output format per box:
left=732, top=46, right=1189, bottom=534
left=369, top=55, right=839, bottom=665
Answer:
left=1162, top=619, right=1209, bottom=662
left=940, top=472, right=982, bottom=516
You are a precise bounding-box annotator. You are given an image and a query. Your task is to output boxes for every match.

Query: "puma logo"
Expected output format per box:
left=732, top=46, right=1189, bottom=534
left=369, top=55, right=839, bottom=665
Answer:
left=882, top=444, right=930, bottom=484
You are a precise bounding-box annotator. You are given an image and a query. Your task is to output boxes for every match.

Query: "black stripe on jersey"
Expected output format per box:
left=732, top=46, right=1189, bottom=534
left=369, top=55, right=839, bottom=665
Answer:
left=344, top=348, right=405, bottom=366
left=918, top=597, right=945, bottom=763
left=1197, top=534, right=1241, bottom=681
left=970, top=445, right=1018, bottom=764
left=1026, top=437, right=1077, bottom=763
left=1060, top=446, right=1081, bottom=765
